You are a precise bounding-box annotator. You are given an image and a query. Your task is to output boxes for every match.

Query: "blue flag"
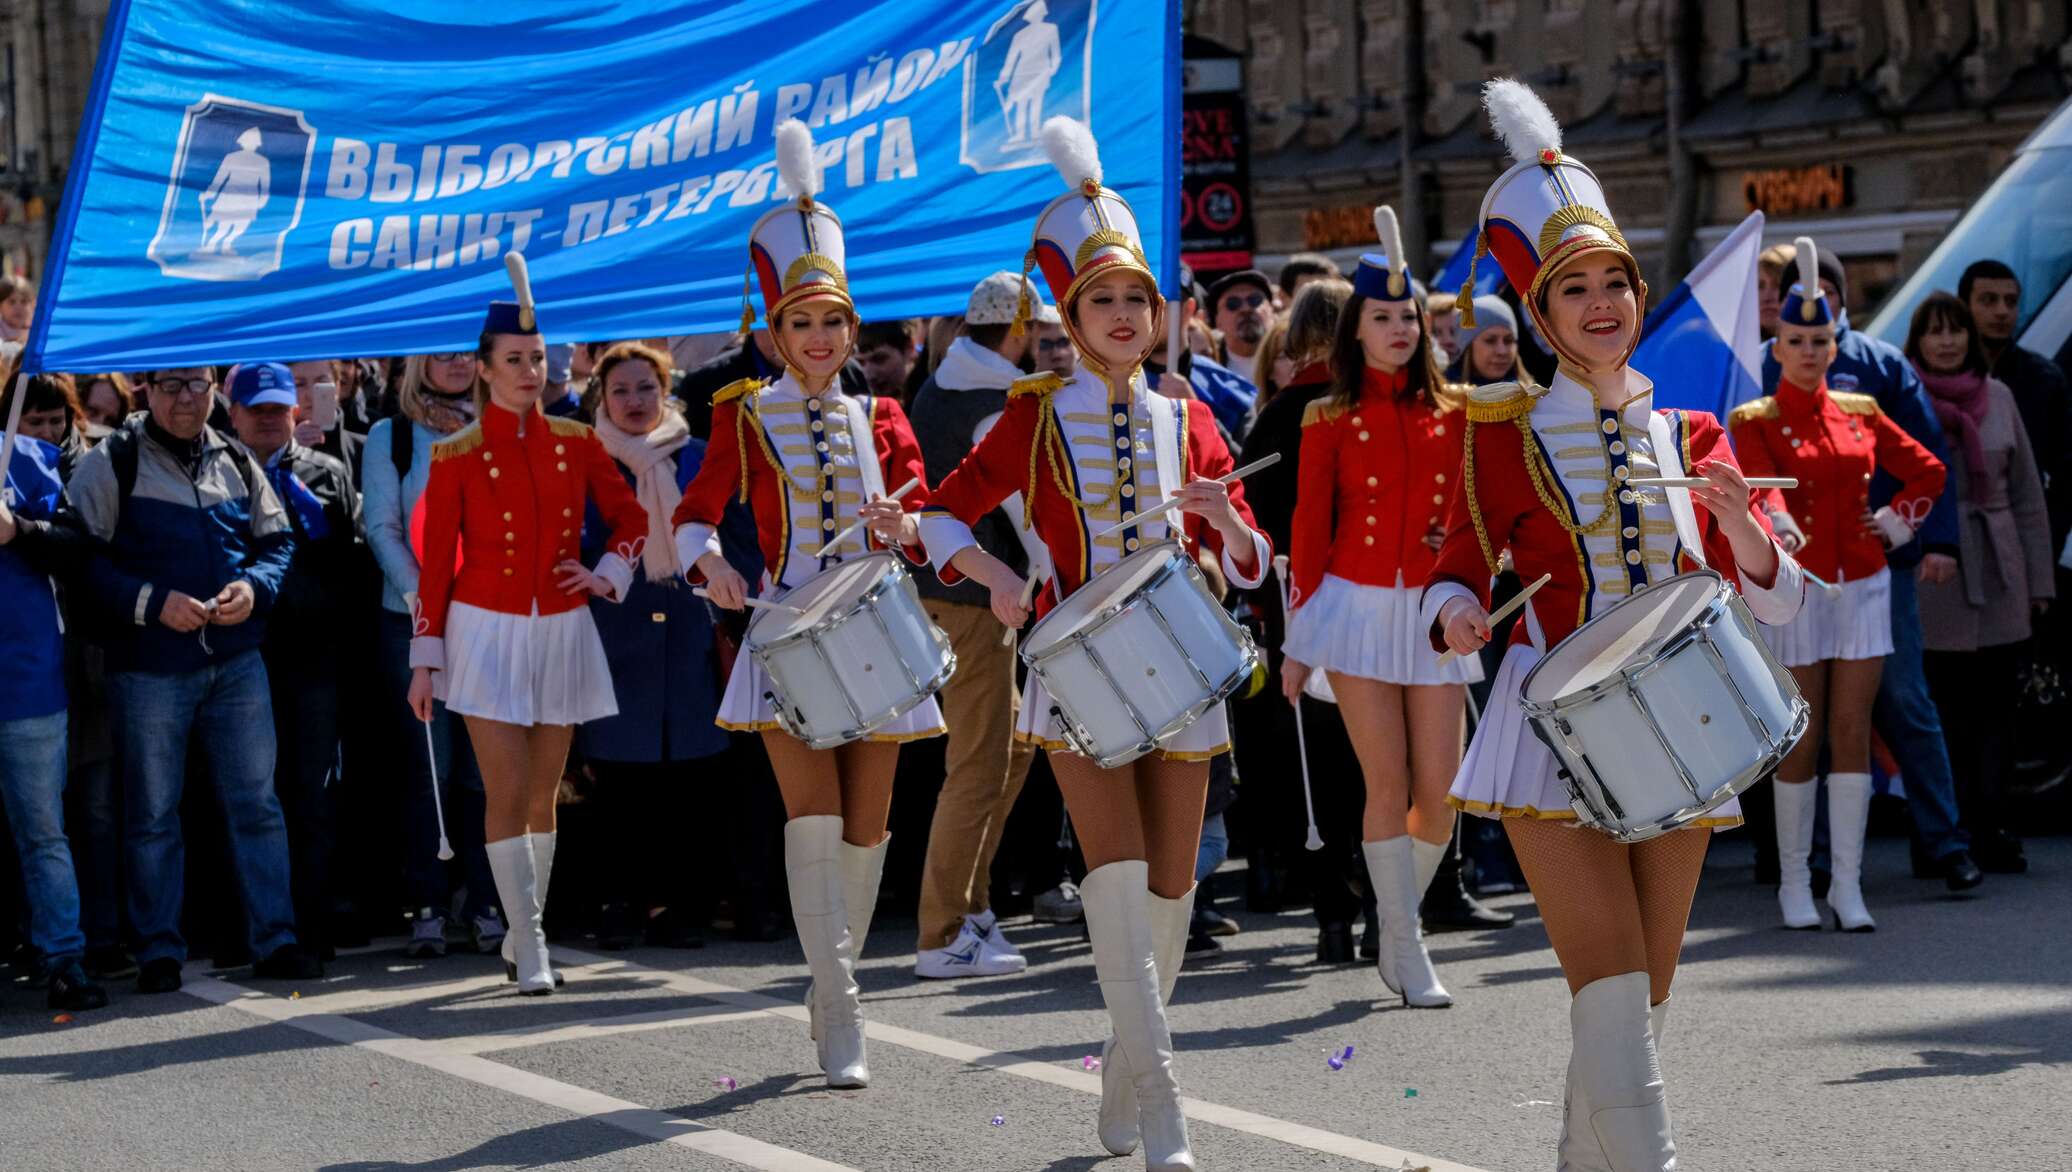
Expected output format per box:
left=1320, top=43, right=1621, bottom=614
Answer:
left=1433, top=223, right=1505, bottom=299
left=27, top=0, right=1180, bottom=372
left=1633, top=211, right=1768, bottom=419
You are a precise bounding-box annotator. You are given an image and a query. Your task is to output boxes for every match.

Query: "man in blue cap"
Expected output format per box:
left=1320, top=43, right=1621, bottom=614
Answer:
left=230, top=361, right=361, bottom=959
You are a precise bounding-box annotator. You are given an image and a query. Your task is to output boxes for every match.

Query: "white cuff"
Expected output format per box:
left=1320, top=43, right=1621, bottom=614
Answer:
left=593, top=552, right=635, bottom=603
left=673, top=523, right=720, bottom=577
left=1218, top=529, right=1270, bottom=590
left=919, top=513, right=979, bottom=580
left=408, top=635, right=446, bottom=672
left=134, top=584, right=155, bottom=627
left=1420, top=581, right=1479, bottom=636
left=1871, top=505, right=1914, bottom=548
left=1739, top=545, right=1805, bottom=626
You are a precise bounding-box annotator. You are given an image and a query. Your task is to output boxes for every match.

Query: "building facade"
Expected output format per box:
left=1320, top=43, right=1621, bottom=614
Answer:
left=0, top=0, right=107, bottom=278
left=1195, top=0, right=2072, bottom=314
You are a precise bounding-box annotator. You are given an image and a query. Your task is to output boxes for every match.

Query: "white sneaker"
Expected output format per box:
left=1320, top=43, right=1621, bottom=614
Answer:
left=915, top=922, right=1024, bottom=979
left=966, top=911, right=1028, bottom=972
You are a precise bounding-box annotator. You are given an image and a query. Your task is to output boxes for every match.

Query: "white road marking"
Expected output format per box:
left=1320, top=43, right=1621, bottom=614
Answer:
left=444, top=1002, right=771, bottom=1054
left=181, top=973, right=858, bottom=1172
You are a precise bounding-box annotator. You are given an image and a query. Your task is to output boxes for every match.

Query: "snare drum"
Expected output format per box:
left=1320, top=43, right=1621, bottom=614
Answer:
left=746, top=553, right=955, bottom=749
left=1021, top=541, right=1258, bottom=768
left=1518, top=570, right=1807, bottom=842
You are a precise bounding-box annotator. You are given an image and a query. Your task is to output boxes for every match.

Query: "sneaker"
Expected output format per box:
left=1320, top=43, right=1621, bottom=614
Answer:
left=1185, top=928, right=1222, bottom=955
left=83, top=946, right=138, bottom=981
left=136, top=957, right=183, bottom=994
left=405, top=908, right=448, bottom=959
left=47, top=959, right=109, bottom=1012
left=965, top=911, right=1028, bottom=972
left=251, top=943, right=324, bottom=981
left=1192, top=905, right=1240, bottom=938
left=468, top=910, right=507, bottom=955
left=916, top=922, right=1024, bottom=979
left=1031, top=881, right=1083, bottom=923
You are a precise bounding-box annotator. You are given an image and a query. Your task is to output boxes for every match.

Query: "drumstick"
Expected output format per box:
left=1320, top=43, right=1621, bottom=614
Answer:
left=1273, top=555, right=1325, bottom=852
left=1625, top=477, right=1797, bottom=489
left=692, top=586, right=809, bottom=615
left=814, top=476, right=921, bottom=558
left=1435, top=571, right=1553, bottom=667
left=1000, top=571, right=1043, bottom=648
left=1087, top=452, right=1282, bottom=543
left=1798, top=565, right=1844, bottom=600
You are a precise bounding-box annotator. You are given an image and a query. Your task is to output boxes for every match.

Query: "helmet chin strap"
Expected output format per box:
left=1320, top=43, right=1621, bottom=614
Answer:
left=1064, top=282, right=1164, bottom=399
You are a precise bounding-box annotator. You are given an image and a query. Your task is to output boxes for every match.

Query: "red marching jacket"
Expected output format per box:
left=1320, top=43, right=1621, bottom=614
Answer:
left=1288, top=367, right=1464, bottom=609
left=923, top=375, right=1267, bottom=617
left=411, top=404, right=650, bottom=655
left=1424, top=401, right=1787, bottom=651
left=670, top=379, right=930, bottom=587
left=1728, top=379, right=1946, bottom=582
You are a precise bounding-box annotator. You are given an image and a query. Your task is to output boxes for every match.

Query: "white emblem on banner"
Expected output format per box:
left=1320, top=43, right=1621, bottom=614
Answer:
left=147, top=94, right=316, bottom=282
left=960, top=0, right=1095, bottom=174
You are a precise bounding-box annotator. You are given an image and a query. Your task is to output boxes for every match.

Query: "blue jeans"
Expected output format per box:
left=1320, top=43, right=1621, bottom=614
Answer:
left=1195, top=812, right=1229, bottom=885
left=0, top=710, right=86, bottom=961
left=64, top=759, right=123, bottom=951
left=109, top=650, right=298, bottom=964
left=1874, top=570, right=1969, bottom=860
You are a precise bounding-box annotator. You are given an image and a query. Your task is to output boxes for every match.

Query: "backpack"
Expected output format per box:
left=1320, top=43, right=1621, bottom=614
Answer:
left=102, top=422, right=264, bottom=513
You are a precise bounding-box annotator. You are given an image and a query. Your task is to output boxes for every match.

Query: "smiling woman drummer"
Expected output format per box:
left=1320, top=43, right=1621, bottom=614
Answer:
left=881, top=117, right=1269, bottom=1172
left=1421, top=81, right=1805, bottom=1170
left=668, top=119, right=938, bottom=1092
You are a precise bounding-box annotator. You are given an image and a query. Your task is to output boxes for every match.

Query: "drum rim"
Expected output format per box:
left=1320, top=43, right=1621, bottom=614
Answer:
left=746, top=550, right=907, bottom=651
left=1518, top=569, right=1728, bottom=714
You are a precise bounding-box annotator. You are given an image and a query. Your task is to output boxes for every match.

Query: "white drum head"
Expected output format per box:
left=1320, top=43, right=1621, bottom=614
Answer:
left=1523, top=572, right=1722, bottom=704
left=748, top=553, right=895, bottom=645
left=1025, top=543, right=1186, bottom=657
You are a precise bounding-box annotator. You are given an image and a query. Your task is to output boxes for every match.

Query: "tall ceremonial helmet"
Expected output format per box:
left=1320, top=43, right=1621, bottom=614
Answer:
left=1017, top=116, right=1162, bottom=366
left=1779, top=235, right=1836, bottom=327
left=745, top=118, right=852, bottom=368
left=1352, top=205, right=1419, bottom=303
left=1459, top=79, right=1647, bottom=370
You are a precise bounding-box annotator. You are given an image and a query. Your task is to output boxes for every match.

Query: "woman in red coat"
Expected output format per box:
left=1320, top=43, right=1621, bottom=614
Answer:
left=1729, top=237, right=1946, bottom=932
left=893, top=118, right=1269, bottom=1172
left=1281, top=206, right=1477, bottom=1009
left=405, top=254, right=652, bottom=996
left=1424, top=82, right=1805, bottom=1170
left=668, top=120, right=937, bottom=1092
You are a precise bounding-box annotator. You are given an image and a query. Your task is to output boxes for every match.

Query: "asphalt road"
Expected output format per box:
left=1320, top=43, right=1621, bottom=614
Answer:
left=3, top=835, right=2065, bottom=1172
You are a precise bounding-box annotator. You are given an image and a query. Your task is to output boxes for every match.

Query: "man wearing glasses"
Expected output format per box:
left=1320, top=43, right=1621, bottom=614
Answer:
left=63, top=364, right=317, bottom=993
left=1206, top=269, right=1276, bottom=386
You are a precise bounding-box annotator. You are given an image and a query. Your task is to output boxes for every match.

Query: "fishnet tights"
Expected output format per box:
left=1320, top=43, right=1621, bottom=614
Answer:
left=1505, top=819, right=1711, bottom=1004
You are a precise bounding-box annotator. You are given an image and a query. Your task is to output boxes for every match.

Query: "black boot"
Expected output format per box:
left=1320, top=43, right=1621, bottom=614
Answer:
left=1315, top=922, right=1355, bottom=964
left=1420, top=829, right=1515, bottom=932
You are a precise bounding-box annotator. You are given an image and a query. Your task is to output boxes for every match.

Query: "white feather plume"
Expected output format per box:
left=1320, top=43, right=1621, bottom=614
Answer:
left=1483, top=78, right=1562, bottom=165
left=1792, top=235, right=1819, bottom=295
left=775, top=118, right=821, bottom=202
left=1373, top=206, right=1406, bottom=273
left=1041, top=116, right=1102, bottom=191
left=503, top=251, right=534, bottom=323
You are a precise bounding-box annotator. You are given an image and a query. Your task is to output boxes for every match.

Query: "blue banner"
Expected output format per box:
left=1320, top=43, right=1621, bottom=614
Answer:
left=27, top=0, right=1180, bottom=372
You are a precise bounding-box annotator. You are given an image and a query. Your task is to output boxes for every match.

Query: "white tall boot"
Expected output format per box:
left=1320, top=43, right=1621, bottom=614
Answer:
left=1564, top=971, right=1675, bottom=1172
left=1099, top=881, right=1195, bottom=1157
left=485, top=837, right=553, bottom=996
left=1412, top=835, right=1447, bottom=904
left=1363, top=837, right=1452, bottom=1007
left=1824, top=773, right=1877, bottom=932
left=811, top=834, right=890, bottom=1047
left=1082, top=861, right=1195, bottom=1171
left=1772, top=780, right=1822, bottom=930
left=785, top=816, right=868, bottom=1087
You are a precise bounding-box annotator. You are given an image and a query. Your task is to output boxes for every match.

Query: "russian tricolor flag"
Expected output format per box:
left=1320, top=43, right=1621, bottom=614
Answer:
left=1634, top=211, right=1768, bottom=417
left=1434, top=223, right=1508, bottom=297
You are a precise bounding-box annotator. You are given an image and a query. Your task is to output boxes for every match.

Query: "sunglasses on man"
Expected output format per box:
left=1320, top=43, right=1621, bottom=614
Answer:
left=1221, top=292, right=1267, bottom=312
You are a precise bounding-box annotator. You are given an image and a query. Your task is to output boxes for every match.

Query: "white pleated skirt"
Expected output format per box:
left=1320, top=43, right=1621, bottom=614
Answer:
left=1448, top=642, right=1742, bottom=830
left=1015, top=672, right=1233, bottom=763
left=1758, top=567, right=1893, bottom=667
left=717, top=649, right=946, bottom=743
left=437, top=602, right=618, bottom=727
left=1284, top=573, right=1484, bottom=687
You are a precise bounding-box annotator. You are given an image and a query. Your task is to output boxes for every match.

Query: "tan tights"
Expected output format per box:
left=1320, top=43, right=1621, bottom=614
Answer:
left=462, top=718, right=574, bottom=842
left=760, top=732, right=899, bottom=848
left=1329, top=673, right=1465, bottom=844
left=1505, top=819, right=1711, bottom=1006
left=1048, top=751, right=1208, bottom=899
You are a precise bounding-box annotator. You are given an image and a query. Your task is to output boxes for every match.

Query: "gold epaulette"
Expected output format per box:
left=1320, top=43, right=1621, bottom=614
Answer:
left=1464, top=382, right=1535, bottom=424
left=1300, top=398, right=1347, bottom=427
left=1727, top=396, right=1779, bottom=427
left=430, top=421, right=483, bottom=461
left=1831, top=391, right=1882, bottom=417
left=1010, top=371, right=1065, bottom=398
left=544, top=414, right=592, bottom=439
left=712, top=377, right=766, bottom=407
